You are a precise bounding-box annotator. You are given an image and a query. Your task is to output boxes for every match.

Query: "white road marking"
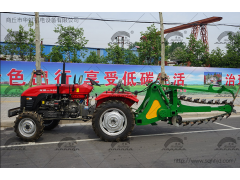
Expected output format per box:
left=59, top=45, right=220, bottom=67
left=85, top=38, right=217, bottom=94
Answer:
left=214, top=122, right=237, bottom=129
left=1, top=128, right=240, bottom=148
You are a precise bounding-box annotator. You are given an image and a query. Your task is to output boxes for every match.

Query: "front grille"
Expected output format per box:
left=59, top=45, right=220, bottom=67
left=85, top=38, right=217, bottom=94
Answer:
left=26, top=100, right=34, bottom=108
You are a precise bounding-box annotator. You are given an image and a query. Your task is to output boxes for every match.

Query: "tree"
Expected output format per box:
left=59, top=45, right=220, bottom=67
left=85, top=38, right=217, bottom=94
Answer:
left=224, top=30, right=240, bottom=68
left=174, top=34, right=209, bottom=66
left=105, top=44, right=125, bottom=64
left=136, top=24, right=162, bottom=65
left=4, top=22, right=45, bottom=61
left=99, top=55, right=108, bottom=64
left=54, top=25, right=88, bottom=63
left=168, top=42, right=186, bottom=60
left=209, top=47, right=225, bottom=67
left=105, top=43, right=140, bottom=65
left=128, top=41, right=138, bottom=50
left=27, top=21, right=35, bottom=61
left=85, top=51, right=100, bottom=63
left=124, top=49, right=139, bottom=65
left=46, top=46, right=63, bottom=62
left=11, top=25, right=29, bottom=61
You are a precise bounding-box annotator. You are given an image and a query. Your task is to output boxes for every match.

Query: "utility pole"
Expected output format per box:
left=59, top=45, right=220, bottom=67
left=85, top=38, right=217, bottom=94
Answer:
left=159, top=12, right=165, bottom=85
left=35, top=12, right=41, bottom=85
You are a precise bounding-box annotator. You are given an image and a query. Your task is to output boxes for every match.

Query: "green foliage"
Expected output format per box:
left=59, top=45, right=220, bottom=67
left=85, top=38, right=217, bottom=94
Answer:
left=46, top=46, right=63, bottom=62
left=3, top=22, right=45, bottom=61
left=105, top=43, right=139, bottom=65
left=225, top=30, right=240, bottom=68
left=26, top=21, right=35, bottom=61
left=136, top=24, right=162, bottom=65
left=209, top=47, right=225, bottom=67
left=128, top=41, right=138, bottom=50
left=85, top=51, right=100, bottom=63
left=168, top=42, right=186, bottom=60
left=174, top=34, right=209, bottom=66
left=124, top=49, right=139, bottom=65
left=99, top=55, right=109, bottom=64
left=53, top=25, right=88, bottom=63
left=105, top=44, right=125, bottom=64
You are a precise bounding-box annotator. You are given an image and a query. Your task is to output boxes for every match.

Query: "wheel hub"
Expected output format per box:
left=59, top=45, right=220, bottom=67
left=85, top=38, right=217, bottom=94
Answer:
left=103, top=111, right=124, bottom=133
left=100, top=108, right=127, bottom=136
left=19, top=118, right=36, bottom=137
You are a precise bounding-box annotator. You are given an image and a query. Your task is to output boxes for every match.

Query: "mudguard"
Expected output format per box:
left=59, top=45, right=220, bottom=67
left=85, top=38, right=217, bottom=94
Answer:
left=95, top=91, right=139, bottom=107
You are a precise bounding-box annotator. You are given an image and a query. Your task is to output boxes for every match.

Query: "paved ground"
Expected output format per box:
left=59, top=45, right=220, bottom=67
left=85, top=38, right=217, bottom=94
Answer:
left=1, top=116, right=240, bottom=168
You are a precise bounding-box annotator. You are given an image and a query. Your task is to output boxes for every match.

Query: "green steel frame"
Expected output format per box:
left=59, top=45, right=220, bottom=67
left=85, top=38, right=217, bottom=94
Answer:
left=135, top=83, right=234, bottom=126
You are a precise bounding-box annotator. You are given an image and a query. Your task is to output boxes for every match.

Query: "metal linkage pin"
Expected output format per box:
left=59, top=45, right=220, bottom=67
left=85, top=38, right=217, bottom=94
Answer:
left=194, top=98, right=200, bottom=103
left=219, top=115, right=224, bottom=121
left=226, top=113, right=231, bottom=119
left=208, top=99, right=214, bottom=104
left=190, top=121, right=196, bottom=126
left=215, top=99, right=220, bottom=104
left=222, top=99, right=227, bottom=104
left=212, top=117, right=218, bottom=123
left=183, top=122, right=188, bottom=126
left=180, top=95, right=186, bottom=100
left=201, top=99, right=206, bottom=104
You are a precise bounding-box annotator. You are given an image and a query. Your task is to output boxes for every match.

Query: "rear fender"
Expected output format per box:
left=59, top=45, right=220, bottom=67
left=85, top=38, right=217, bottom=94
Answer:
left=95, top=92, right=139, bottom=107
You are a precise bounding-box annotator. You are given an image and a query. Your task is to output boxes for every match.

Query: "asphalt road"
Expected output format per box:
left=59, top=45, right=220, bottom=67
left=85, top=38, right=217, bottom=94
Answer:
left=1, top=116, right=240, bottom=168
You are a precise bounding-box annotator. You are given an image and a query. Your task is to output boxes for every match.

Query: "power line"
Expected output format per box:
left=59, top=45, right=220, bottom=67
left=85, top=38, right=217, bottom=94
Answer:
left=1, top=12, right=240, bottom=27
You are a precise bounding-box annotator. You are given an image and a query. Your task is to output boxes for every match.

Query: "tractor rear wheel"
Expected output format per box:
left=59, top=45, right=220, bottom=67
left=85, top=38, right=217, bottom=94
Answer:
left=14, top=112, right=44, bottom=142
left=43, top=120, right=60, bottom=130
left=92, top=100, right=135, bottom=142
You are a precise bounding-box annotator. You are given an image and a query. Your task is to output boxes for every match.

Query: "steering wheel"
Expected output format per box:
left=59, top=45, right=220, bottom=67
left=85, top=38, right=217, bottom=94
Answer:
left=87, top=78, right=101, bottom=86
left=115, top=79, right=122, bottom=93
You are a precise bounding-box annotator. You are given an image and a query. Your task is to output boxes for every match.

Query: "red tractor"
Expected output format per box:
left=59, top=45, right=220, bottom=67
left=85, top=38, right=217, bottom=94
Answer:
left=8, top=63, right=139, bottom=142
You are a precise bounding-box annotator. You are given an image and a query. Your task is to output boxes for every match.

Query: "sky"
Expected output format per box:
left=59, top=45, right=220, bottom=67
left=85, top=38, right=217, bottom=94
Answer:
left=1, top=12, right=240, bottom=53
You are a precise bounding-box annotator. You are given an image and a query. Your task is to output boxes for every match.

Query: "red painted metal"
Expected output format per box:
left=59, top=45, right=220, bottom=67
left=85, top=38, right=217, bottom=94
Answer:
left=200, top=24, right=209, bottom=51
left=22, top=83, right=93, bottom=98
left=191, top=25, right=200, bottom=39
left=141, top=17, right=222, bottom=51
left=159, top=17, right=222, bottom=34
left=95, top=91, right=139, bottom=107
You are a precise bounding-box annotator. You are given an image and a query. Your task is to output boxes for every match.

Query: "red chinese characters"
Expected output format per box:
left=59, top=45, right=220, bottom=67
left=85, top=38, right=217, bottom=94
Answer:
left=122, top=71, right=136, bottom=86
left=7, top=68, right=26, bottom=85
left=173, top=73, right=185, bottom=86
left=225, top=74, right=235, bottom=86
left=54, top=69, right=72, bottom=84
left=32, top=70, right=49, bottom=85
left=238, top=75, right=240, bottom=85
left=84, top=70, right=99, bottom=84
left=140, top=72, right=154, bottom=85
left=104, top=71, right=118, bottom=86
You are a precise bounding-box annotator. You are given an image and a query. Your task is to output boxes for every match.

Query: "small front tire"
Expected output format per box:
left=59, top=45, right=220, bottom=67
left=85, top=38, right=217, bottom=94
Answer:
left=14, top=112, right=44, bottom=142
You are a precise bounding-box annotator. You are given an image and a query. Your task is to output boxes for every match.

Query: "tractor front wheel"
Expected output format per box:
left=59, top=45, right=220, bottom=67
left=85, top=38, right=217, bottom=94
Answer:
left=14, top=112, right=44, bottom=142
left=92, top=100, right=135, bottom=142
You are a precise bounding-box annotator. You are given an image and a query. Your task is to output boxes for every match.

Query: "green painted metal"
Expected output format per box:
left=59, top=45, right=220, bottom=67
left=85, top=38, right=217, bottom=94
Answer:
left=135, top=83, right=234, bottom=126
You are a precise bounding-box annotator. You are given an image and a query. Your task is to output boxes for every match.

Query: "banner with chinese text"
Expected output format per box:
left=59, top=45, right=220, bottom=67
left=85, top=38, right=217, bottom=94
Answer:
left=0, top=61, right=239, bottom=96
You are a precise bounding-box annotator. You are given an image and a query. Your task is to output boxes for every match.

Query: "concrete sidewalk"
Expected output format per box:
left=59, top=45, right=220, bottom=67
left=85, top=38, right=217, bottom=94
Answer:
left=1, top=95, right=239, bottom=128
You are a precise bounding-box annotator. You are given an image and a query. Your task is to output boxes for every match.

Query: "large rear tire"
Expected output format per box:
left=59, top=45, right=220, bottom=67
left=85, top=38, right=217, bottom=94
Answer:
left=14, top=112, right=44, bottom=142
left=92, top=100, right=135, bottom=142
left=43, top=120, right=60, bottom=130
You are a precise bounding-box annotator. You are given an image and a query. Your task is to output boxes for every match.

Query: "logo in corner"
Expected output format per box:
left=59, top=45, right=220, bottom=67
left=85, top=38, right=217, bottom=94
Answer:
left=162, top=137, right=186, bottom=151
left=215, top=137, right=239, bottom=151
